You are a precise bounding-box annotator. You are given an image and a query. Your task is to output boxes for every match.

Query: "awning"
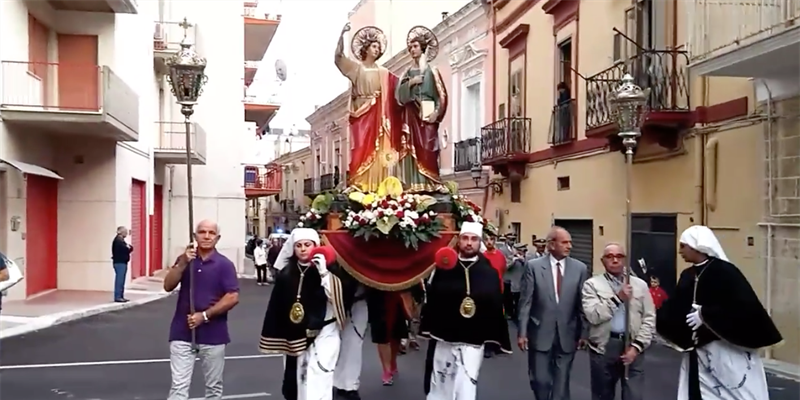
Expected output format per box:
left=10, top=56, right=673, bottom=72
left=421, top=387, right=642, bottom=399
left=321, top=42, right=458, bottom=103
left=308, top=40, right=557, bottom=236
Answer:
left=1, top=159, right=63, bottom=180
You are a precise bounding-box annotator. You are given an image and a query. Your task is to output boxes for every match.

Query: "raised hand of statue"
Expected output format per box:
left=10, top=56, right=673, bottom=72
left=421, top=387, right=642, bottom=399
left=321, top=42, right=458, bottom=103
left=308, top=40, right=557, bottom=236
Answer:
left=341, top=22, right=351, bottom=34
left=409, top=75, right=423, bottom=86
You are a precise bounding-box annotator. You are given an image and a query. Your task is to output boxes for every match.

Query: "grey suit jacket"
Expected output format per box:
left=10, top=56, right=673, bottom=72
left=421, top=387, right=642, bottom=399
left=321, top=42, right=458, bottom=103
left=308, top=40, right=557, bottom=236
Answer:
left=517, top=255, right=590, bottom=353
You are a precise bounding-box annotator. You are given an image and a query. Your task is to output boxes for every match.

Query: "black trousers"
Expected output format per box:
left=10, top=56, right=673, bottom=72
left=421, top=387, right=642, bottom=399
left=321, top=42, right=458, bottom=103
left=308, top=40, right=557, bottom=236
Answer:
left=255, top=264, right=267, bottom=283
left=503, top=282, right=520, bottom=321
left=588, top=337, right=645, bottom=400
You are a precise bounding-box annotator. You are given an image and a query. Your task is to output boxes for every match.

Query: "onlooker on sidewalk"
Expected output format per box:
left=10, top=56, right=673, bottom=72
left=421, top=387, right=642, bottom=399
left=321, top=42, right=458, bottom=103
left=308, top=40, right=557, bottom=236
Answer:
left=111, top=226, right=133, bottom=303
left=253, top=239, right=268, bottom=286
left=164, top=219, right=240, bottom=400
left=0, top=254, right=9, bottom=314
left=266, top=238, right=281, bottom=283
left=582, top=243, right=656, bottom=400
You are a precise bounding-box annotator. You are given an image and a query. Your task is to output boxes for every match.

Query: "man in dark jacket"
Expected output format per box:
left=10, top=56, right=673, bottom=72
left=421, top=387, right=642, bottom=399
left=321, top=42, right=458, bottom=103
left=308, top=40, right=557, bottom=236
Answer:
left=111, top=226, right=133, bottom=302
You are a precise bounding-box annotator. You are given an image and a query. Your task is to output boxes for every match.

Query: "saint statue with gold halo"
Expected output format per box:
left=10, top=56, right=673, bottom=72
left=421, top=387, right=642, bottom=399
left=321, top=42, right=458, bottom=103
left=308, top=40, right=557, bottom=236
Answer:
left=335, top=23, right=405, bottom=193
left=395, top=26, right=448, bottom=193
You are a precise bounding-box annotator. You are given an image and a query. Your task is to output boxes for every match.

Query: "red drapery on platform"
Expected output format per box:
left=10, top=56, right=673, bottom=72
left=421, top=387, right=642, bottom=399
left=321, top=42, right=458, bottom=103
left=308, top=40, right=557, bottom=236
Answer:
left=322, top=232, right=457, bottom=291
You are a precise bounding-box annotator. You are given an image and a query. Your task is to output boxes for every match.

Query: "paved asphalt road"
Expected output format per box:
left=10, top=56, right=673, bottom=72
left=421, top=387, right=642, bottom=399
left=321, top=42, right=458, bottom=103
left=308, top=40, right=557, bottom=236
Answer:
left=1, top=280, right=797, bottom=400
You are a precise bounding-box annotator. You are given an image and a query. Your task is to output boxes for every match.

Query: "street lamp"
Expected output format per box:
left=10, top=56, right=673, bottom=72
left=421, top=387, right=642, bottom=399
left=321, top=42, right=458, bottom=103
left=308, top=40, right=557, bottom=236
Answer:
left=165, top=17, right=208, bottom=352
left=469, top=163, right=503, bottom=194
left=609, top=73, right=649, bottom=378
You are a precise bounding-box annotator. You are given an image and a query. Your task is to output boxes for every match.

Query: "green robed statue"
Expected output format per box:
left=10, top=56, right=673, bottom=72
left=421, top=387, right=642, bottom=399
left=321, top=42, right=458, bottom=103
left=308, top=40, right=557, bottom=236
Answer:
left=394, top=26, right=449, bottom=193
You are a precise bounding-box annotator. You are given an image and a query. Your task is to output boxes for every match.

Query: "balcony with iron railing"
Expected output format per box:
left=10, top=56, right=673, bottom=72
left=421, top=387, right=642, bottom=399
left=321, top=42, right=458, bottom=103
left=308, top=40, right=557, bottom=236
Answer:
left=480, top=118, right=532, bottom=165
left=245, top=165, right=281, bottom=198
left=153, top=121, right=208, bottom=165
left=244, top=93, right=280, bottom=128
left=548, top=99, right=577, bottom=147
left=320, top=173, right=336, bottom=191
left=584, top=50, right=693, bottom=147
left=304, top=178, right=320, bottom=196
left=0, top=61, right=139, bottom=141
left=687, top=0, right=800, bottom=77
left=454, top=138, right=481, bottom=172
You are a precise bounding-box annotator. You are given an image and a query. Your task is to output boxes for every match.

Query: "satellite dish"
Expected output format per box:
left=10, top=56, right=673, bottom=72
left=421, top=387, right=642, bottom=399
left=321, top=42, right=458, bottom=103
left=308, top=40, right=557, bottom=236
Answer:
left=275, top=60, right=287, bottom=81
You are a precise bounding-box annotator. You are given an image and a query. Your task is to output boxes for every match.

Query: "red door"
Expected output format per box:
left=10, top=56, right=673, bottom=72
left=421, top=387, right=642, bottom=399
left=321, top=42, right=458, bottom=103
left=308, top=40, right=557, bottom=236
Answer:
left=150, top=184, right=164, bottom=275
left=130, top=180, right=146, bottom=279
left=26, top=175, right=58, bottom=297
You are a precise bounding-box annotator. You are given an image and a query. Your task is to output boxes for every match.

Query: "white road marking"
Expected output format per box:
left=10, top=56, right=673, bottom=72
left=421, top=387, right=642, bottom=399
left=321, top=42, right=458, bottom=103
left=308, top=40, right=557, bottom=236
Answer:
left=0, top=354, right=281, bottom=370
left=190, top=393, right=271, bottom=400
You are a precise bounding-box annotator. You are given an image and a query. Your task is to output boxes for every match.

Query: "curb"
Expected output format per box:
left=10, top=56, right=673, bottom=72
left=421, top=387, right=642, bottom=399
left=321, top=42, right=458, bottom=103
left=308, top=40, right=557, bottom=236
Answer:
left=0, top=292, right=174, bottom=340
left=764, top=359, right=800, bottom=382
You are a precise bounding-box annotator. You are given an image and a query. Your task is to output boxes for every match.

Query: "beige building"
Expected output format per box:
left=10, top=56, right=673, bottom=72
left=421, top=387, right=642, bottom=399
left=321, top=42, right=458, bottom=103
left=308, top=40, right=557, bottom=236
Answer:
left=486, top=0, right=798, bottom=366
left=256, top=147, right=313, bottom=235
left=307, top=0, right=492, bottom=207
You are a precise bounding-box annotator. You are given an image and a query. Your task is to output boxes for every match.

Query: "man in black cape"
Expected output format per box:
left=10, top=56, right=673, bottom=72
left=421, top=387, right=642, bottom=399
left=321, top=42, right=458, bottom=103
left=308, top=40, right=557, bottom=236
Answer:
left=420, top=221, right=511, bottom=400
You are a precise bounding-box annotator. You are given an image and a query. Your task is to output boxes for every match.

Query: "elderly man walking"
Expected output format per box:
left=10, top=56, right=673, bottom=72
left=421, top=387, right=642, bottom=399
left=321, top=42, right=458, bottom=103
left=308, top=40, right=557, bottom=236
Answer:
left=164, top=220, right=240, bottom=400
left=582, top=243, right=656, bottom=400
left=111, top=226, right=133, bottom=303
left=517, top=226, right=590, bottom=400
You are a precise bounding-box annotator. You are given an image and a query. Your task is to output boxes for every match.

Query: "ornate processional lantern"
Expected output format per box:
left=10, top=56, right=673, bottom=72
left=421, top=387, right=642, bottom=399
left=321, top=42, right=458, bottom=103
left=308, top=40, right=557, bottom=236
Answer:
left=165, top=17, right=208, bottom=352
left=609, top=73, right=649, bottom=378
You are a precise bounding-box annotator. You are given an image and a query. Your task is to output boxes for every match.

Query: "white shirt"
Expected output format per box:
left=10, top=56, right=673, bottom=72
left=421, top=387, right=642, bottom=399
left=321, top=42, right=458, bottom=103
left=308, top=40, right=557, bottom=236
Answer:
left=254, top=246, right=267, bottom=266
left=549, top=255, right=566, bottom=303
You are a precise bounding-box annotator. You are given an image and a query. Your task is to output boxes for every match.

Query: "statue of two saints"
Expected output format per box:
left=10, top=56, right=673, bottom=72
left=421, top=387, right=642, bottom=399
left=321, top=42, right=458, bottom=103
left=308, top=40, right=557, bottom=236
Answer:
left=335, top=23, right=448, bottom=194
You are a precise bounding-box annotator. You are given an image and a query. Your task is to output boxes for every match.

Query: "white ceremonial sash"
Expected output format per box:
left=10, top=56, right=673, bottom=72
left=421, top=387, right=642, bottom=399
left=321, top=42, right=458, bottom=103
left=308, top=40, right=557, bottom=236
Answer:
left=678, top=341, right=769, bottom=400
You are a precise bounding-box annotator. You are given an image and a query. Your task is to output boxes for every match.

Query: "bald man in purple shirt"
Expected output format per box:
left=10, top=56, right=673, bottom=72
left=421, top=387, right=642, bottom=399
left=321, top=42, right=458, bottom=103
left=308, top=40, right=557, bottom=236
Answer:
left=164, top=220, right=240, bottom=400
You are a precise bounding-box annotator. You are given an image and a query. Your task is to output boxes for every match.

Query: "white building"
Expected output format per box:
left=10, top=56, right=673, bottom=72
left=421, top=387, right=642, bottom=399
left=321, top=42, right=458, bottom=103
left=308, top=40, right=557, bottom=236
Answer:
left=0, top=0, right=279, bottom=300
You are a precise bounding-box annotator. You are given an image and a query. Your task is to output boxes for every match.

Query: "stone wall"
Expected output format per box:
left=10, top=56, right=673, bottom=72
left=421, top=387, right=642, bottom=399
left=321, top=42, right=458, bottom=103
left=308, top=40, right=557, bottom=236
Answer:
left=762, top=96, right=800, bottom=365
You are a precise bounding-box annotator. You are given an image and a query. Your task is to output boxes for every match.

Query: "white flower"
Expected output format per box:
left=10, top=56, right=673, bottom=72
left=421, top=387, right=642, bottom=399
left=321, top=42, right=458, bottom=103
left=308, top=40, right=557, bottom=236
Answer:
left=310, top=208, right=317, bottom=213
left=407, top=211, right=419, bottom=220
left=399, top=221, right=408, bottom=228
left=299, top=216, right=306, bottom=221
left=363, top=210, right=375, bottom=220
left=428, top=210, right=436, bottom=216
left=386, top=208, right=396, bottom=216
left=297, top=222, right=304, bottom=228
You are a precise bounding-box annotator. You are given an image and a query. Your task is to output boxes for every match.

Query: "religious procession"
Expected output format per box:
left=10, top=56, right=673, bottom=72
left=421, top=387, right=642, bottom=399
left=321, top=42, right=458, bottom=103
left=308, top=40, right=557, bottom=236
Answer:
left=245, top=23, right=783, bottom=400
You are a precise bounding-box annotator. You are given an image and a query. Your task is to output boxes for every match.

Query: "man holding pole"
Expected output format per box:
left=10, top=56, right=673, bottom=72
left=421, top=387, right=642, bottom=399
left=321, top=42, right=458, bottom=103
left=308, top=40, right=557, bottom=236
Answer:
left=164, top=220, right=240, bottom=400
left=582, top=243, right=655, bottom=400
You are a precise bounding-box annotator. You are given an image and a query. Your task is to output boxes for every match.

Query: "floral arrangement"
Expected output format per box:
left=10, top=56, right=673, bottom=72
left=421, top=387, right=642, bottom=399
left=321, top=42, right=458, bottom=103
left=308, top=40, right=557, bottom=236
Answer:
left=345, top=177, right=443, bottom=249
left=297, top=208, right=325, bottom=230
left=452, top=194, right=484, bottom=226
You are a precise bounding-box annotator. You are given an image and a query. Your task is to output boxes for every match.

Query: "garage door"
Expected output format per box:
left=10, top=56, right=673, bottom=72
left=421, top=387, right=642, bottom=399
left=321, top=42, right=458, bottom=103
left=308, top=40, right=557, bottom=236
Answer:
left=554, top=219, right=594, bottom=273
left=131, top=180, right=146, bottom=279
left=26, top=175, right=58, bottom=297
left=150, top=184, right=164, bottom=274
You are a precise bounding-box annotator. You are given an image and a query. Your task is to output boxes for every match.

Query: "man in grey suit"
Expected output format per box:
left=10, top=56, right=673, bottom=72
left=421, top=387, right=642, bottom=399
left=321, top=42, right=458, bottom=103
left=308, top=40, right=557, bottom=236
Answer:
left=517, top=226, right=590, bottom=400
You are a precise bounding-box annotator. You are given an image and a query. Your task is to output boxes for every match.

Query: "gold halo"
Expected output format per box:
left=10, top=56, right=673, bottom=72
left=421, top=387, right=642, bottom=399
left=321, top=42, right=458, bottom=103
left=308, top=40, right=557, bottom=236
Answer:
left=350, top=26, right=387, bottom=61
left=406, top=25, right=439, bottom=61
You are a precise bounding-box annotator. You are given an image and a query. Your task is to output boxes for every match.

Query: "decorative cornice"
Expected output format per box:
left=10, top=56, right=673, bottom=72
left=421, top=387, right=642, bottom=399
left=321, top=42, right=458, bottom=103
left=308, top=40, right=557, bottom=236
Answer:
left=499, top=24, right=529, bottom=48
left=382, top=0, right=487, bottom=71
left=305, top=90, right=349, bottom=125
left=449, top=40, right=489, bottom=70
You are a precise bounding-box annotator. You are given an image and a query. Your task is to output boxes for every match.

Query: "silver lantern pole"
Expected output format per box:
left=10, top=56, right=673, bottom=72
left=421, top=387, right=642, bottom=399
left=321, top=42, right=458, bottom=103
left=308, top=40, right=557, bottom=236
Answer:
left=609, top=73, right=649, bottom=378
left=165, top=17, right=208, bottom=352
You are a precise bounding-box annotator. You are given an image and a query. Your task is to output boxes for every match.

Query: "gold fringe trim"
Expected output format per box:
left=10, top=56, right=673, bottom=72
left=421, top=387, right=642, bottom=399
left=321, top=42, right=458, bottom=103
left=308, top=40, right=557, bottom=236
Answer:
left=258, top=337, right=307, bottom=357
left=330, top=274, right=347, bottom=330
left=321, top=233, right=458, bottom=291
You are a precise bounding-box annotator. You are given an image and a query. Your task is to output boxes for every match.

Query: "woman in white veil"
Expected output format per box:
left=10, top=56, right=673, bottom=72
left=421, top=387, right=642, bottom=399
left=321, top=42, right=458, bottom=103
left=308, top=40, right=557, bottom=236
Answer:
left=657, top=225, right=782, bottom=400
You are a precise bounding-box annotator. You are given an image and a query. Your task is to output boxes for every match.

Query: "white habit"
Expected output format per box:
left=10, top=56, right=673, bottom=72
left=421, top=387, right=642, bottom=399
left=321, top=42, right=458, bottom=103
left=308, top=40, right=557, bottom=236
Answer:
left=294, top=299, right=340, bottom=400
left=427, top=341, right=485, bottom=400
left=677, top=340, right=769, bottom=400
left=333, top=285, right=369, bottom=391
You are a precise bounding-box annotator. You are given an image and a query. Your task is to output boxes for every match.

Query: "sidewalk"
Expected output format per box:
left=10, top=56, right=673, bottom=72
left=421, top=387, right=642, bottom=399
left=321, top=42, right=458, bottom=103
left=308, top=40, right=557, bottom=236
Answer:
left=0, top=272, right=173, bottom=340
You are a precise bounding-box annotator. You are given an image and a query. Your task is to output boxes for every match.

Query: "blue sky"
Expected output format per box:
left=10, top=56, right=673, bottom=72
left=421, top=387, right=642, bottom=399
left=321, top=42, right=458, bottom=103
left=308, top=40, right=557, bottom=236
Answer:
left=250, top=0, right=360, bottom=131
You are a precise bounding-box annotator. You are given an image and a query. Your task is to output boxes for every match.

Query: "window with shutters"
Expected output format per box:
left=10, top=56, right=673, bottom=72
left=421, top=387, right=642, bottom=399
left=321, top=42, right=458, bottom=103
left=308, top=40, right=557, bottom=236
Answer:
left=509, top=68, right=524, bottom=118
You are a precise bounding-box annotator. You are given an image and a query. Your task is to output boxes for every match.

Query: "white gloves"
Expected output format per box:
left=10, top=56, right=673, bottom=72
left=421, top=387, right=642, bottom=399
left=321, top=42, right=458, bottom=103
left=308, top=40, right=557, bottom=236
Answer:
left=312, top=254, right=328, bottom=274
left=686, top=304, right=703, bottom=331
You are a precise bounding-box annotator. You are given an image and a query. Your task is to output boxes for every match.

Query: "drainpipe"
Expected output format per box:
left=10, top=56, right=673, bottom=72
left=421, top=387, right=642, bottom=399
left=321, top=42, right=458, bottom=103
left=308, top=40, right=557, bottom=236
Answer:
left=483, top=0, right=498, bottom=217
left=167, top=165, right=175, bottom=261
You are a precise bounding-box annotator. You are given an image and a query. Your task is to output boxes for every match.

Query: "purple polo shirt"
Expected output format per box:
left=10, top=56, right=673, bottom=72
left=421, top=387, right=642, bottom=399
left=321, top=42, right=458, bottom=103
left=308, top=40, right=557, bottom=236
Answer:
left=169, top=251, right=239, bottom=345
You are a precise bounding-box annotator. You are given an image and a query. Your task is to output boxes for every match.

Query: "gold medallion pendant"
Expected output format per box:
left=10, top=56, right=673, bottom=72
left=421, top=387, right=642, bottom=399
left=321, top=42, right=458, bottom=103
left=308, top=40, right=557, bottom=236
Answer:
left=289, top=301, right=305, bottom=324
left=460, top=296, right=476, bottom=318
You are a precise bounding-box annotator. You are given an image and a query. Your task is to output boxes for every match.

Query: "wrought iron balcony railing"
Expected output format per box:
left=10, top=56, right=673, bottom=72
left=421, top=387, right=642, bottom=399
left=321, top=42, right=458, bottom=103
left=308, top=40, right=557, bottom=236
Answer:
left=549, top=99, right=577, bottom=146
left=480, top=118, right=532, bottom=163
left=320, top=173, right=335, bottom=191
left=244, top=166, right=281, bottom=192
left=303, top=178, right=320, bottom=195
left=688, top=0, right=800, bottom=63
left=454, top=138, right=481, bottom=172
left=585, top=50, right=690, bottom=131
